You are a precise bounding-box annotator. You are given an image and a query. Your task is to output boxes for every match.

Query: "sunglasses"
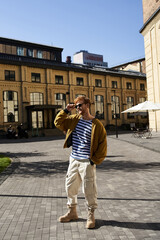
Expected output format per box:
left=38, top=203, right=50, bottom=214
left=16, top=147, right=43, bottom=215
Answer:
left=75, top=103, right=84, bottom=109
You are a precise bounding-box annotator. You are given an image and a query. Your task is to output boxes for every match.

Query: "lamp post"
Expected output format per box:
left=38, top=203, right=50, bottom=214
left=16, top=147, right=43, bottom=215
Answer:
left=113, top=90, right=118, bottom=138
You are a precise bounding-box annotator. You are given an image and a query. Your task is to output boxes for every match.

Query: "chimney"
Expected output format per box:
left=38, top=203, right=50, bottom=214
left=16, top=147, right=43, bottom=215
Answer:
left=66, top=56, right=71, bottom=64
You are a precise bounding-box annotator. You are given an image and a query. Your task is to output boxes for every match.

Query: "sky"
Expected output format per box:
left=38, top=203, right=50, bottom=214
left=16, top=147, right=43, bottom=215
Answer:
left=0, top=0, right=145, bottom=67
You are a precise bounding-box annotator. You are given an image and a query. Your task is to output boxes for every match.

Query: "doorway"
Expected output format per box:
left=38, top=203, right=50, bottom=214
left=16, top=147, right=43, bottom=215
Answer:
left=31, top=111, right=43, bottom=128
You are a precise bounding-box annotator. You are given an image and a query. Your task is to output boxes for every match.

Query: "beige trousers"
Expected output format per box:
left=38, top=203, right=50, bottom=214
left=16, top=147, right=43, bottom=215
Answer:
left=65, top=156, right=97, bottom=209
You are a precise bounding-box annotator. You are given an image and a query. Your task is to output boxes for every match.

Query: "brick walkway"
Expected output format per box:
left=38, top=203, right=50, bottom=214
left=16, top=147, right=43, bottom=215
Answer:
left=0, top=133, right=160, bottom=240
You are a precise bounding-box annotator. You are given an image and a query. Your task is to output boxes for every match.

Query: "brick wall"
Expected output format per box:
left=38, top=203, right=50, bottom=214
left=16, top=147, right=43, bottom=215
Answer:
left=142, top=0, right=160, bottom=23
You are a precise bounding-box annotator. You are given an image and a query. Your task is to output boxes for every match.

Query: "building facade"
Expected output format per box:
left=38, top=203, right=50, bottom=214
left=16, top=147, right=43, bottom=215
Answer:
left=112, top=58, right=146, bottom=74
left=0, top=37, right=147, bottom=135
left=73, top=50, right=108, bottom=67
left=140, top=0, right=160, bottom=131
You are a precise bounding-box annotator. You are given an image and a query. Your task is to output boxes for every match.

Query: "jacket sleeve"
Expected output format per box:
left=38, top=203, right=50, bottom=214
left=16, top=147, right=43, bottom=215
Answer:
left=91, top=123, right=107, bottom=165
left=54, top=110, right=71, bottom=132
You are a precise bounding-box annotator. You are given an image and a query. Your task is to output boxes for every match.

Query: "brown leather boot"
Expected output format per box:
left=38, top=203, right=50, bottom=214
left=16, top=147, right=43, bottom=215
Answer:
left=59, top=206, right=78, bottom=222
left=86, top=209, right=95, bottom=229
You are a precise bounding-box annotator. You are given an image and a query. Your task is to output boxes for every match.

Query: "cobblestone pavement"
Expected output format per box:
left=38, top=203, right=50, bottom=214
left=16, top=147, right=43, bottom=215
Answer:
left=0, top=133, right=160, bottom=240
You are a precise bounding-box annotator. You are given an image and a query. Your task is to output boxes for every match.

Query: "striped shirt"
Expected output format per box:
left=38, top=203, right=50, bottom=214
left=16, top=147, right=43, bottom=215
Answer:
left=71, top=118, right=92, bottom=160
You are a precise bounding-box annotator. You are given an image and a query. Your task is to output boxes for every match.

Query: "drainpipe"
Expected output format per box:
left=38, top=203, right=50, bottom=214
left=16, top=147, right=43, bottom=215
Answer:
left=20, top=66, right=24, bottom=124
left=45, top=69, right=49, bottom=128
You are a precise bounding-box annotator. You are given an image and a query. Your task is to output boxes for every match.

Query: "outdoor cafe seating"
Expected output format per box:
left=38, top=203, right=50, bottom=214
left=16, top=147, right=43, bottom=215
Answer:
left=122, top=101, right=160, bottom=136
left=131, top=127, right=152, bottom=139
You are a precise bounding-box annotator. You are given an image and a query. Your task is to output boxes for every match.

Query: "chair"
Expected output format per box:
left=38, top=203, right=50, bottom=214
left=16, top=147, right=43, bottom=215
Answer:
left=142, top=128, right=152, bottom=139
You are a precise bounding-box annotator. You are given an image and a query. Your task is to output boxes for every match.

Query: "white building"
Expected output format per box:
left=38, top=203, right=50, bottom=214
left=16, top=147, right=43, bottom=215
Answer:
left=140, top=1, right=160, bottom=131
left=73, top=50, right=108, bottom=67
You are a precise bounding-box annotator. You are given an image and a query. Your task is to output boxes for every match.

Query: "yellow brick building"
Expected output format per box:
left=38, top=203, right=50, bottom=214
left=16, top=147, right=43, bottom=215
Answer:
left=0, top=37, right=147, bottom=135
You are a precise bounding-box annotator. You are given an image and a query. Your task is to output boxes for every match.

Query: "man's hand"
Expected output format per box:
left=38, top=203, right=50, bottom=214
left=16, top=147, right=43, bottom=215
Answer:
left=66, top=103, right=75, bottom=112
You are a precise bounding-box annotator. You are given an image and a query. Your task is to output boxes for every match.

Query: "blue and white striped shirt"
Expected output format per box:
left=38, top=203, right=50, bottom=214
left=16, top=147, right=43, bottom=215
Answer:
left=71, top=118, right=92, bottom=160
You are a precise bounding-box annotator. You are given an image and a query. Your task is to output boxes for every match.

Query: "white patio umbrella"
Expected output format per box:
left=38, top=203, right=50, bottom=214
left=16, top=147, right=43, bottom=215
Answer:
left=121, top=101, right=160, bottom=131
left=121, top=101, right=160, bottom=113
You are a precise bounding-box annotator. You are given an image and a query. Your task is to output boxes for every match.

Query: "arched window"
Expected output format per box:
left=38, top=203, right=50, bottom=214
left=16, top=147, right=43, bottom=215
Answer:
left=3, top=91, right=18, bottom=122
left=29, top=93, right=44, bottom=129
left=127, top=97, right=134, bottom=119
left=95, top=95, right=104, bottom=119
left=111, top=96, right=120, bottom=119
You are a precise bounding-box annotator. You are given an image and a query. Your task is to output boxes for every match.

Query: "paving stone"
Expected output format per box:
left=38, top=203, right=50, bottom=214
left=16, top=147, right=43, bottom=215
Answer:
left=0, top=133, right=160, bottom=239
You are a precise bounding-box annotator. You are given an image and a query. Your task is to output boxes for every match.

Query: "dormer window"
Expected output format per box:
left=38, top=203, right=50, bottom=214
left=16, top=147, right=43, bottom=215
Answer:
left=37, top=50, right=42, bottom=58
left=17, top=47, right=24, bottom=56
left=27, top=49, right=34, bottom=57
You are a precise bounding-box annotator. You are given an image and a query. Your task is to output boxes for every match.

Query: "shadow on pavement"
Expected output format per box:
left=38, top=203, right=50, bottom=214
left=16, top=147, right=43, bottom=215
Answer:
left=0, top=135, right=65, bottom=144
left=3, top=155, right=160, bottom=178
left=95, top=220, right=160, bottom=231
left=97, top=159, right=160, bottom=171
left=3, top=151, right=47, bottom=158
left=13, top=160, right=69, bottom=177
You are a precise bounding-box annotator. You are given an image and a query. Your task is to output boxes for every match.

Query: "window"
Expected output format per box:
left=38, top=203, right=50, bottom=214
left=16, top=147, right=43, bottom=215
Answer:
left=112, top=81, right=117, bottom=88
left=126, top=82, right=132, bottom=89
left=27, top=49, right=34, bottom=57
left=30, top=93, right=43, bottom=105
left=32, top=111, right=43, bottom=128
left=127, top=97, right=134, bottom=119
left=55, top=93, right=66, bottom=109
left=140, top=83, right=145, bottom=91
left=17, top=47, right=24, bottom=56
left=51, top=52, right=57, bottom=61
left=5, top=70, right=15, bottom=81
left=55, top=75, right=63, bottom=84
left=139, top=97, right=147, bottom=118
left=139, top=97, right=146, bottom=103
left=95, top=95, right=104, bottom=119
left=76, top=77, right=84, bottom=86
left=31, top=73, right=41, bottom=82
left=95, top=79, right=102, bottom=87
left=111, top=96, right=120, bottom=119
left=30, top=95, right=44, bottom=129
left=37, top=50, right=42, bottom=58
left=3, top=91, right=18, bottom=122
left=8, top=91, right=14, bottom=100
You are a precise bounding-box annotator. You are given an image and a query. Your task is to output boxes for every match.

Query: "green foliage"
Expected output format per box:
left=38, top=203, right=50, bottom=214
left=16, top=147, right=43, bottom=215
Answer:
left=0, top=154, right=11, bottom=173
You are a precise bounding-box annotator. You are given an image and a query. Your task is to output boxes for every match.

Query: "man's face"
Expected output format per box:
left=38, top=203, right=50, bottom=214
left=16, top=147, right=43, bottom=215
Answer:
left=75, top=101, right=87, bottom=115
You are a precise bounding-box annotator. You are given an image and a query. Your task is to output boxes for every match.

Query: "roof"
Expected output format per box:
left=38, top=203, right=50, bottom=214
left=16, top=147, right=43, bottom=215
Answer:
left=0, top=53, right=146, bottom=79
left=0, top=37, right=63, bottom=52
left=140, top=6, right=160, bottom=33
left=111, top=57, right=145, bottom=69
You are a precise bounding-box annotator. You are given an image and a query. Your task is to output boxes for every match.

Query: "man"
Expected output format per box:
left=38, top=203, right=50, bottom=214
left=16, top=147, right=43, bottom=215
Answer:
left=54, top=96, right=107, bottom=229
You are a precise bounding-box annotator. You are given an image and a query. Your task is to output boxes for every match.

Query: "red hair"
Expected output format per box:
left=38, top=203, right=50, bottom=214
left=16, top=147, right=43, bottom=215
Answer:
left=74, top=96, right=91, bottom=107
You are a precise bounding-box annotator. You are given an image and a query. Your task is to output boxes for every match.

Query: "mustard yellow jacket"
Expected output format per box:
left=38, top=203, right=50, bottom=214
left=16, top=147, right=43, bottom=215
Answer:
left=54, top=110, right=107, bottom=165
